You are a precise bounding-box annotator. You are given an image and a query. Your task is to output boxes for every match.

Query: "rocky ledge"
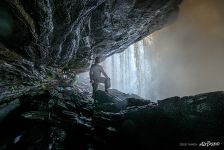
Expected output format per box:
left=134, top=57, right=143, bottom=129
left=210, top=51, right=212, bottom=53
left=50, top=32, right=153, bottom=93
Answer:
left=0, top=87, right=223, bottom=149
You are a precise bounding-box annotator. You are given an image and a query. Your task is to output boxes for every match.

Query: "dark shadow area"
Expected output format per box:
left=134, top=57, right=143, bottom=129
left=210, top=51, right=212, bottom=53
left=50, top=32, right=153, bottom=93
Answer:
left=0, top=89, right=224, bottom=149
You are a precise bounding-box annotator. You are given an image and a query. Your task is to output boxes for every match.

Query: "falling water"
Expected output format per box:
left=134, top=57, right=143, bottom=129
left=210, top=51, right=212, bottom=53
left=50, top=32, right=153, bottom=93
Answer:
left=102, top=35, right=156, bottom=100
left=77, top=35, right=159, bottom=101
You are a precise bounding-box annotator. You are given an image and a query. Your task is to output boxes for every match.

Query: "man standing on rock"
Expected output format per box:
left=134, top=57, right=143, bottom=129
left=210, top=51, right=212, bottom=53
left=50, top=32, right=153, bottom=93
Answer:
left=90, top=57, right=111, bottom=97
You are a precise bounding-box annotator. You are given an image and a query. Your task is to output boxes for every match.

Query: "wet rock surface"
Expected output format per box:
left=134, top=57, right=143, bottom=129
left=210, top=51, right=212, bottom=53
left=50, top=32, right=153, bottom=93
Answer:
left=0, top=0, right=181, bottom=100
left=0, top=87, right=224, bottom=149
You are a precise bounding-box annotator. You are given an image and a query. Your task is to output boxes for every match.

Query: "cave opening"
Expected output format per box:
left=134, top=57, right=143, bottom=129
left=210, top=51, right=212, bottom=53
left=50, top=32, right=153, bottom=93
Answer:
left=78, top=0, right=224, bottom=101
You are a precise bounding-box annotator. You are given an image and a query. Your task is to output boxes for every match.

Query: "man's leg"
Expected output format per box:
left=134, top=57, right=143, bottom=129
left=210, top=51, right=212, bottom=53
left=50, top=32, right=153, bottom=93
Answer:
left=105, top=78, right=111, bottom=92
left=98, top=77, right=109, bottom=92
left=92, top=82, right=98, bottom=98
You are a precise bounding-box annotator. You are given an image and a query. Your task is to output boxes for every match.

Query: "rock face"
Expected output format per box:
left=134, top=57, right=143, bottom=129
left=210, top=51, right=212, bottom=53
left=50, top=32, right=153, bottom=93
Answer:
left=0, top=88, right=223, bottom=149
left=0, top=0, right=181, bottom=100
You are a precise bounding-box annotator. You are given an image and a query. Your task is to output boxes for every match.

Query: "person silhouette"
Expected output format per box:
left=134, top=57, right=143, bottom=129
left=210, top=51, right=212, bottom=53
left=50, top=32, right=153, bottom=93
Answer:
left=89, top=57, right=110, bottom=97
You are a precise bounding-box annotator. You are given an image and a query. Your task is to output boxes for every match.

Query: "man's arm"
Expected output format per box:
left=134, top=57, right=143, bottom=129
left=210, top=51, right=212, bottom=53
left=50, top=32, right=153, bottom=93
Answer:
left=101, top=66, right=109, bottom=78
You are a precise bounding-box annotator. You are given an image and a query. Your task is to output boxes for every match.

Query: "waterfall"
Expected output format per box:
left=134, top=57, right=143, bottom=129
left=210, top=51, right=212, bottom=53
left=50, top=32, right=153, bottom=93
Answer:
left=77, top=35, right=158, bottom=101
left=102, top=35, right=155, bottom=100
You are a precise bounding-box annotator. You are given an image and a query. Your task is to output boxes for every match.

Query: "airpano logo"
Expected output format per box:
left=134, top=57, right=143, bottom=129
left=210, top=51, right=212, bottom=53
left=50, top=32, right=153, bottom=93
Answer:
left=179, top=141, right=221, bottom=147
left=199, top=141, right=220, bottom=147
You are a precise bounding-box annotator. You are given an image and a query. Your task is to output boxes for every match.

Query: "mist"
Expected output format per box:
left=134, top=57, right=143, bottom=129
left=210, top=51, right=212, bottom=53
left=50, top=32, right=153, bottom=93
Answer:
left=102, top=0, right=224, bottom=101
left=151, top=0, right=224, bottom=99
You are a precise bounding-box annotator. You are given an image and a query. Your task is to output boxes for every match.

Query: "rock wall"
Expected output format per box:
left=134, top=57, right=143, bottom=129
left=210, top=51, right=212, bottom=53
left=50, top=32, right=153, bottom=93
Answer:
left=0, top=0, right=181, bottom=101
